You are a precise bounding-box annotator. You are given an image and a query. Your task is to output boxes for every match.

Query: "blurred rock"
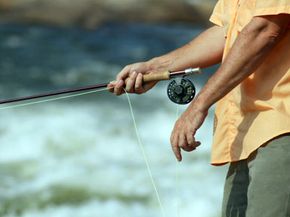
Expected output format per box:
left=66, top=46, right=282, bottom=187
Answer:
left=0, top=0, right=216, bottom=28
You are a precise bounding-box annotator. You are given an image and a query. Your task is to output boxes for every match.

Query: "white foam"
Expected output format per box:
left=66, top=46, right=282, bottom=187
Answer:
left=0, top=95, right=224, bottom=217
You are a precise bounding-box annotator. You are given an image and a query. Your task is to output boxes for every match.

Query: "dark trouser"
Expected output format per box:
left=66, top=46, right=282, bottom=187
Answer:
left=221, top=134, right=290, bottom=217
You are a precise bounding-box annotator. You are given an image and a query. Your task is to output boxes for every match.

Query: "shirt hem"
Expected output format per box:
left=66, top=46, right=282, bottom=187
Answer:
left=210, top=130, right=290, bottom=166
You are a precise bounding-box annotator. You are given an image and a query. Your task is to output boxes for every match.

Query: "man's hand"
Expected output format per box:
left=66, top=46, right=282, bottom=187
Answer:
left=108, top=62, right=158, bottom=95
left=170, top=103, right=208, bottom=161
left=108, top=26, right=225, bottom=96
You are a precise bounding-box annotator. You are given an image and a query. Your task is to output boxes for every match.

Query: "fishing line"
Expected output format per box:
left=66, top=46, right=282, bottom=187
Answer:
left=175, top=106, right=181, bottom=217
left=0, top=88, right=109, bottom=110
left=0, top=86, right=167, bottom=217
left=0, top=68, right=202, bottom=216
left=125, top=90, right=166, bottom=217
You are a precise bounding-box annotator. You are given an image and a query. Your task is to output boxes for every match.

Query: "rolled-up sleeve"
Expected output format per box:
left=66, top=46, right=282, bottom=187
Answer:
left=209, top=0, right=224, bottom=27
left=254, top=0, right=290, bottom=16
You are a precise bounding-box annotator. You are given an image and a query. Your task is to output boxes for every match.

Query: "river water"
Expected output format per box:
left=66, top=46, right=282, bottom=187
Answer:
left=0, top=23, right=227, bottom=217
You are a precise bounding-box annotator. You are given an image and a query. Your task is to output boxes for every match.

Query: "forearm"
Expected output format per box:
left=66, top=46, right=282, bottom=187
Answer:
left=193, top=16, right=289, bottom=111
left=147, top=26, right=225, bottom=71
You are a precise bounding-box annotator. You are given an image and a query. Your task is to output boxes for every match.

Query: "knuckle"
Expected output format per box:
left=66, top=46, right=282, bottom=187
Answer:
left=134, top=63, right=141, bottom=68
left=125, top=65, right=131, bottom=70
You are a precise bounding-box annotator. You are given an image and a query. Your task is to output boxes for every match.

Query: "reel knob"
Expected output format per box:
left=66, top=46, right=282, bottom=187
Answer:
left=167, top=78, right=196, bottom=104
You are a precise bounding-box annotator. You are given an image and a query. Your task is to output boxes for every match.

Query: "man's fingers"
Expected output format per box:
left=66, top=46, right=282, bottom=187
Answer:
left=178, top=134, right=194, bottom=152
left=195, top=141, right=201, bottom=147
left=173, top=144, right=182, bottom=162
left=126, top=71, right=138, bottom=93
left=107, top=81, right=116, bottom=93
left=178, top=133, right=187, bottom=149
left=179, top=130, right=201, bottom=152
left=171, top=131, right=182, bottom=162
left=182, top=146, right=196, bottom=152
left=114, top=80, right=125, bottom=95
left=135, top=73, right=145, bottom=94
left=116, top=66, right=131, bottom=81
left=170, top=130, right=175, bottom=147
left=186, top=131, right=195, bottom=146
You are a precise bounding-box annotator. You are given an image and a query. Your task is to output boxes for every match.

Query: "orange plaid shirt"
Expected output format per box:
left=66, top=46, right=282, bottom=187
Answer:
left=209, top=0, right=290, bottom=165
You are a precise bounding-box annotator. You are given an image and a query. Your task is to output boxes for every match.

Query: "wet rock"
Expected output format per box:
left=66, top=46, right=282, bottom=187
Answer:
left=0, top=0, right=216, bottom=28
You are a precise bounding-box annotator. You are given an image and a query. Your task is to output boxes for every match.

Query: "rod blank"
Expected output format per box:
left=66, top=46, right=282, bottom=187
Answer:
left=0, top=68, right=201, bottom=105
left=0, top=83, right=108, bottom=105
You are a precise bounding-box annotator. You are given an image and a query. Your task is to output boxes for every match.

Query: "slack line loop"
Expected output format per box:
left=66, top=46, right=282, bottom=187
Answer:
left=125, top=90, right=166, bottom=217
left=0, top=67, right=202, bottom=214
left=0, top=73, right=177, bottom=215
left=0, top=87, right=167, bottom=216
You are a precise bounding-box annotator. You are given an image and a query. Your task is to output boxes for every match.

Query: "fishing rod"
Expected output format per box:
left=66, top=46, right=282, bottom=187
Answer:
left=0, top=67, right=201, bottom=105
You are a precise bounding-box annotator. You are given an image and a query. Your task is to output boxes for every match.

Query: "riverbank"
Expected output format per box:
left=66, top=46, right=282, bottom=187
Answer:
left=0, top=0, right=216, bottom=28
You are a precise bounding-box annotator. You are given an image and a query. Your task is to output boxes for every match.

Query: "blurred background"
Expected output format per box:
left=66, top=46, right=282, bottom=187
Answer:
left=0, top=1, right=227, bottom=217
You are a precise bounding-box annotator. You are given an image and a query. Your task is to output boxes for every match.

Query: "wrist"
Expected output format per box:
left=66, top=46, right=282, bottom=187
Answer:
left=190, top=96, right=210, bottom=113
left=147, top=57, right=174, bottom=72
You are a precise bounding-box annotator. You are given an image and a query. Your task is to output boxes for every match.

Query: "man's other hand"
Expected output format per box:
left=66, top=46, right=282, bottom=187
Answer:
left=170, top=102, right=208, bottom=161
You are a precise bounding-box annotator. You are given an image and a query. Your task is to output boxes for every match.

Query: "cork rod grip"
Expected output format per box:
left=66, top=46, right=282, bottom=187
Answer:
left=142, top=71, right=170, bottom=83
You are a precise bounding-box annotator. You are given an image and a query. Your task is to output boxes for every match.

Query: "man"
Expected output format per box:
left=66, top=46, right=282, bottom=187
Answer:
left=109, top=1, right=290, bottom=216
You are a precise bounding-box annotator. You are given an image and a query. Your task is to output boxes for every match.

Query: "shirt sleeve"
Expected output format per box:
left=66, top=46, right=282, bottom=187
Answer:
left=254, top=0, right=290, bottom=16
left=209, top=0, right=224, bottom=27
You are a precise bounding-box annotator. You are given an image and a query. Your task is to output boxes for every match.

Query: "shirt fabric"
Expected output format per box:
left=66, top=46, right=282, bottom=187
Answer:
left=209, top=0, right=290, bottom=165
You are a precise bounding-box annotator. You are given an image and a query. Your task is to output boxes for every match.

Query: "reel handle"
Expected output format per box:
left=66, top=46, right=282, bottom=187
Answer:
left=142, top=71, right=170, bottom=83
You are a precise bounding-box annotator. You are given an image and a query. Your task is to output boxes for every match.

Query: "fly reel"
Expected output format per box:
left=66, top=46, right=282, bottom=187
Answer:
left=167, top=77, right=196, bottom=104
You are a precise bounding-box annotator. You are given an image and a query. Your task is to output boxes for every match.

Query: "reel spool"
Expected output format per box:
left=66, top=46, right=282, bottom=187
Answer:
left=167, top=78, right=196, bottom=104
